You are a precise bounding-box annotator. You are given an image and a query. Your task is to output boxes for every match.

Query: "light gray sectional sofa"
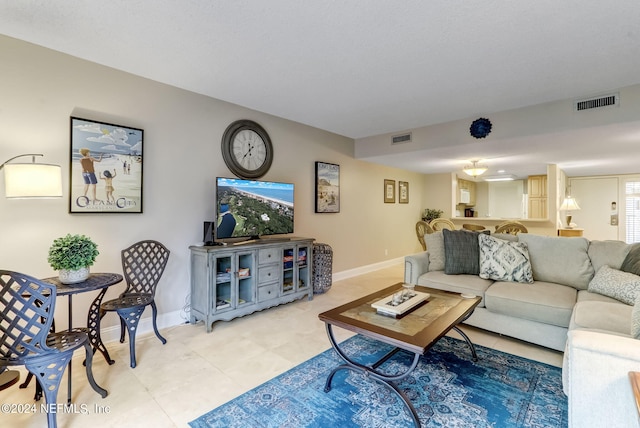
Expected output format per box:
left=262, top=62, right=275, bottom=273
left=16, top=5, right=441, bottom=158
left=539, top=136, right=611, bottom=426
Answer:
left=404, top=231, right=640, bottom=428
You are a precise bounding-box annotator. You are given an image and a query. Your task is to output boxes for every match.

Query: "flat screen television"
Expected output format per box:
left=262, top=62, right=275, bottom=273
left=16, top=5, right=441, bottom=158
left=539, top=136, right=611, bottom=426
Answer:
left=215, top=177, right=294, bottom=240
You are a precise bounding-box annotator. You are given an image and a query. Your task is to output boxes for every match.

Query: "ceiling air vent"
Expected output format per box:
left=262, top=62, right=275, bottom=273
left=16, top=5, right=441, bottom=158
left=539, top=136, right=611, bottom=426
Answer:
left=391, top=132, right=412, bottom=145
left=574, top=93, right=619, bottom=112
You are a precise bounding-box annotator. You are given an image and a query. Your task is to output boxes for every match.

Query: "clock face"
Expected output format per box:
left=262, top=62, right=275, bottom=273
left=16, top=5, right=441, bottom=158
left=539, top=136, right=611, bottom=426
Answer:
left=221, top=120, right=273, bottom=179
left=232, top=129, right=267, bottom=171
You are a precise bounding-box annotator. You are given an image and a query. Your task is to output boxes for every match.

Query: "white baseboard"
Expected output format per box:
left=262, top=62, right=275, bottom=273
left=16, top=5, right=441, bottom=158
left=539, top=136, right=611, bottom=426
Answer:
left=99, top=257, right=403, bottom=343
left=332, top=257, right=403, bottom=282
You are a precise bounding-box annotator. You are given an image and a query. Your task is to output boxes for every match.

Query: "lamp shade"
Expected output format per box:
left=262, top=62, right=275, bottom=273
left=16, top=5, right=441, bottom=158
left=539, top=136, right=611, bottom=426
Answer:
left=559, top=196, right=581, bottom=211
left=4, top=163, right=63, bottom=198
left=463, top=161, right=488, bottom=177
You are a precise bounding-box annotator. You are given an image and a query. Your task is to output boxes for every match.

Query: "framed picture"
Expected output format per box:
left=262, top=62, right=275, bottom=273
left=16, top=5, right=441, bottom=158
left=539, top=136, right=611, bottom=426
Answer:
left=69, top=117, right=144, bottom=213
left=384, top=179, right=396, bottom=203
left=399, top=181, right=409, bottom=204
left=315, top=161, right=340, bottom=213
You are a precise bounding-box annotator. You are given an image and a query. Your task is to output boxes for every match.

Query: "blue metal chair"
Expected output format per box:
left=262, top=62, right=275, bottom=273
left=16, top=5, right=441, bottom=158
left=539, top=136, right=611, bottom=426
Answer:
left=100, top=240, right=170, bottom=368
left=0, top=270, right=107, bottom=428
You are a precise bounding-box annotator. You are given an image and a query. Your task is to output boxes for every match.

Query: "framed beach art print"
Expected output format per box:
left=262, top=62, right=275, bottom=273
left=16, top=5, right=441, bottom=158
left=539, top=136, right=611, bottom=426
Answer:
left=315, top=161, right=340, bottom=213
left=69, top=117, right=144, bottom=213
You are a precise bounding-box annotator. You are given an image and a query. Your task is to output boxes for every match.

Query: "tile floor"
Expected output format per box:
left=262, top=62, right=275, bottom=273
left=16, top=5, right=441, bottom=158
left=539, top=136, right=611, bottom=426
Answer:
left=1, top=263, right=563, bottom=427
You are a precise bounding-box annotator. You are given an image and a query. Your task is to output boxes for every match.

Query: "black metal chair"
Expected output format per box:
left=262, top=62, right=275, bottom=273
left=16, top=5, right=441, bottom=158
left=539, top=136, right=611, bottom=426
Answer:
left=0, top=270, right=107, bottom=428
left=19, top=313, right=58, bottom=401
left=100, top=240, right=170, bottom=368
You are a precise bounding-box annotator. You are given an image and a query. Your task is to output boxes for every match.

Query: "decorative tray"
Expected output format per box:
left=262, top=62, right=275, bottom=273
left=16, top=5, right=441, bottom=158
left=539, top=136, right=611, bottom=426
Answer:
left=371, top=290, right=430, bottom=318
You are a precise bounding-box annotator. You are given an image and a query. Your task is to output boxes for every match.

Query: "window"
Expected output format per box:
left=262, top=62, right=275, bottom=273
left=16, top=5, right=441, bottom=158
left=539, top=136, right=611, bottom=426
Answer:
left=625, top=181, right=640, bottom=243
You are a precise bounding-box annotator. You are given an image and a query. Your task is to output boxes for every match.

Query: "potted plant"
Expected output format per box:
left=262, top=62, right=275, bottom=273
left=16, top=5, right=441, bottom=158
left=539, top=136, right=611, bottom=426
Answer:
left=48, top=233, right=99, bottom=284
left=422, top=208, right=443, bottom=223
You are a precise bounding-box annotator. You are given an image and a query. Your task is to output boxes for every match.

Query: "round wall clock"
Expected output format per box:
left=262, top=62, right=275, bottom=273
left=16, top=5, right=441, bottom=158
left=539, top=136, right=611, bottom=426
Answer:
left=221, top=120, right=273, bottom=179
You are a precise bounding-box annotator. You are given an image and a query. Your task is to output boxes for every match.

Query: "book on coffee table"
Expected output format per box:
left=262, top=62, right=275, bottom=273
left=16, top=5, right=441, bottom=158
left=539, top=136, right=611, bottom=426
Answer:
left=371, top=290, right=430, bottom=317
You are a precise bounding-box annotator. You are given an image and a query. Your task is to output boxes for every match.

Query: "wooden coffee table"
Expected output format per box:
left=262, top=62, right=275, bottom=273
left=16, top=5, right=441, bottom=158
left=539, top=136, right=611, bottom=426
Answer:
left=318, top=283, right=481, bottom=427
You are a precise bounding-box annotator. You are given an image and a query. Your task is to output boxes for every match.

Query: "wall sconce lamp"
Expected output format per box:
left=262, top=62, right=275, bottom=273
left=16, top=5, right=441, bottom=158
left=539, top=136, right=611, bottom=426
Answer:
left=559, top=196, right=581, bottom=228
left=463, top=160, right=488, bottom=178
left=0, top=154, right=63, bottom=198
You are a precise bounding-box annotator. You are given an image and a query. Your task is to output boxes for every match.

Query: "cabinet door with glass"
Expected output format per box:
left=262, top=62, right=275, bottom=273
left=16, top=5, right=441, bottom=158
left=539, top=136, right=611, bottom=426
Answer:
left=235, top=250, right=256, bottom=308
left=213, top=250, right=256, bottom=312
left=281, top=244, right=311, bottom=294
left=297, top=244, right=311, bottom=293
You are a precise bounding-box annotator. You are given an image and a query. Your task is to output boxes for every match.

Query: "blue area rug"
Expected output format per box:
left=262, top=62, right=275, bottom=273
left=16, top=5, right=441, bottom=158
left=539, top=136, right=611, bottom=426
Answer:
left=190, top=335, right=567, bottom=427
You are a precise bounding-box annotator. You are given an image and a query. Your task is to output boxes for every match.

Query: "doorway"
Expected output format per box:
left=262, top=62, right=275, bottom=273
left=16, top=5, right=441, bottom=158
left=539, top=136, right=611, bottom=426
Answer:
left=568, top=177, right=618, bottom=241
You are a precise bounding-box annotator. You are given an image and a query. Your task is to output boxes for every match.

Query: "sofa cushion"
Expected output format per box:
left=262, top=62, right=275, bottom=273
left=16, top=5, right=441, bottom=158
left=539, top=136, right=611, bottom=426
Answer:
left=518, top=234, right=593, bottom=290
left=570, top=300, right=632, bottom=335
left=588, top=240, right=632, bottom=273
left=621, top=243, right=640, bottom=276
left=424, top=231, right=444, bottom=271
left=484, top=280, right=576, bottom=328
left=416, top=271, right=492, bottom=307
left=588, top=265, right=640, bottom=305
left=632, top=295, right=640, bottom=339
left=478, top=234, right=533, bottom=283
left=443, top=229, right=480, bottom=275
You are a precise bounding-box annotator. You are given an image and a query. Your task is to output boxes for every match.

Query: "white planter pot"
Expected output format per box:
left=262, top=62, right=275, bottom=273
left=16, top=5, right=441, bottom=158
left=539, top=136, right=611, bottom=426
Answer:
left=58, top=266, right=90, bottom=284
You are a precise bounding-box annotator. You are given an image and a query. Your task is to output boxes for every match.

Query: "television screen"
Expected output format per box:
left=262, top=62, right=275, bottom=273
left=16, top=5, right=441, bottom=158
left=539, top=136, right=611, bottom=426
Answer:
left=216, top=177, right=294, bottom=239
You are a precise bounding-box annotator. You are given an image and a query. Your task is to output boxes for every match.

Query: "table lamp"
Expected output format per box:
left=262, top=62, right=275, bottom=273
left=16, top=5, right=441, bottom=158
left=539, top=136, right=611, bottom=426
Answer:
left=559, top=196, right=581, bottom=228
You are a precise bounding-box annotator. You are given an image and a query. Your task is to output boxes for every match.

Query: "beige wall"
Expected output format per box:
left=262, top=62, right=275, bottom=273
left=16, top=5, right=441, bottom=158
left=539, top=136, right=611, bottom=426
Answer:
left=421, top=173, right=454, bottom=217
left=0, top=36, right=425, bottom=331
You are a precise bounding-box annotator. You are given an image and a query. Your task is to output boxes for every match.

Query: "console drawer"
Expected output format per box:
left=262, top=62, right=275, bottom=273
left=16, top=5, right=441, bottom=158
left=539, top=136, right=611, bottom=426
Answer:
left=258, top=248, right=280, bottom=265
left=258, top=282, right=279, bottom=301
left=258, top=265, right=280, bottom=284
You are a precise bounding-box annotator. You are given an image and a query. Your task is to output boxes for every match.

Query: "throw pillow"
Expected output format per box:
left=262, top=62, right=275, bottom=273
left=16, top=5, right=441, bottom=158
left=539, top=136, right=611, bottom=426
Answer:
left=443, top=229, right=480, bottom=275
left=633, top=295, right=640, bottom=339
left=478, top=234, right=533, bottom=283
left=621, top=243, right=640, bottom=276
left=589, top=240, right=633, bottom=272
left=588, top=265, right=640, bottom=305
left=518, top=234, right=593, bottom=290
left=492, top=233, right=518, bottom=242
left=424, top=231, right=445, bottom=271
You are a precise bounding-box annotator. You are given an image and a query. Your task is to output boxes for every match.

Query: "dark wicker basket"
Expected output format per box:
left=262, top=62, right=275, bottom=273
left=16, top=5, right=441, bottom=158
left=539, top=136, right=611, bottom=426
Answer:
left=312, top=243, right=333, bottom=294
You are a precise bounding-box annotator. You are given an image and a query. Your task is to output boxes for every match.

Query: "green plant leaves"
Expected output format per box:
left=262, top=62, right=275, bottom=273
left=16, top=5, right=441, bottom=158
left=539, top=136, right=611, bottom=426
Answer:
left=47, top=233, right=99, bottom=270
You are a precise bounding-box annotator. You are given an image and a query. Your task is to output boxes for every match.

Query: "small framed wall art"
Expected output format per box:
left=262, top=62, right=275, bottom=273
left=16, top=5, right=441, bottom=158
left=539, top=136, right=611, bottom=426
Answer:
left=70, top=117, right=144, bottom=213
left=399, top=181, right=409, bottom=204
left=315, top=161, right=340, bottom=213
left=384, top=179, right=396, bottom=203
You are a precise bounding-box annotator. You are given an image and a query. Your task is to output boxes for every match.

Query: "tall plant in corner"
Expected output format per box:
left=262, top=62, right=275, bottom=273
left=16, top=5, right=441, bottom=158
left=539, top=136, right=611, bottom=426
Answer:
left=48, top=233, right=99, bottom=284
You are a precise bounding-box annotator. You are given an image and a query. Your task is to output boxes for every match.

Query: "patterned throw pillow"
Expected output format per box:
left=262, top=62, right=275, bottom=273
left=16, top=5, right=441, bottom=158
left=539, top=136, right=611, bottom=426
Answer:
left=588, top=265, right=640, bottom=305
left=478, top=234, right=533, bottom=283
left=632, top=295, right=640, bottom=339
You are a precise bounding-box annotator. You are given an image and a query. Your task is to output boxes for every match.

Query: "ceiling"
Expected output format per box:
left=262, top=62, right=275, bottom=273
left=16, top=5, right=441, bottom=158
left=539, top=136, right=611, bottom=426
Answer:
left=2, top=1, right=640, bottom=178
